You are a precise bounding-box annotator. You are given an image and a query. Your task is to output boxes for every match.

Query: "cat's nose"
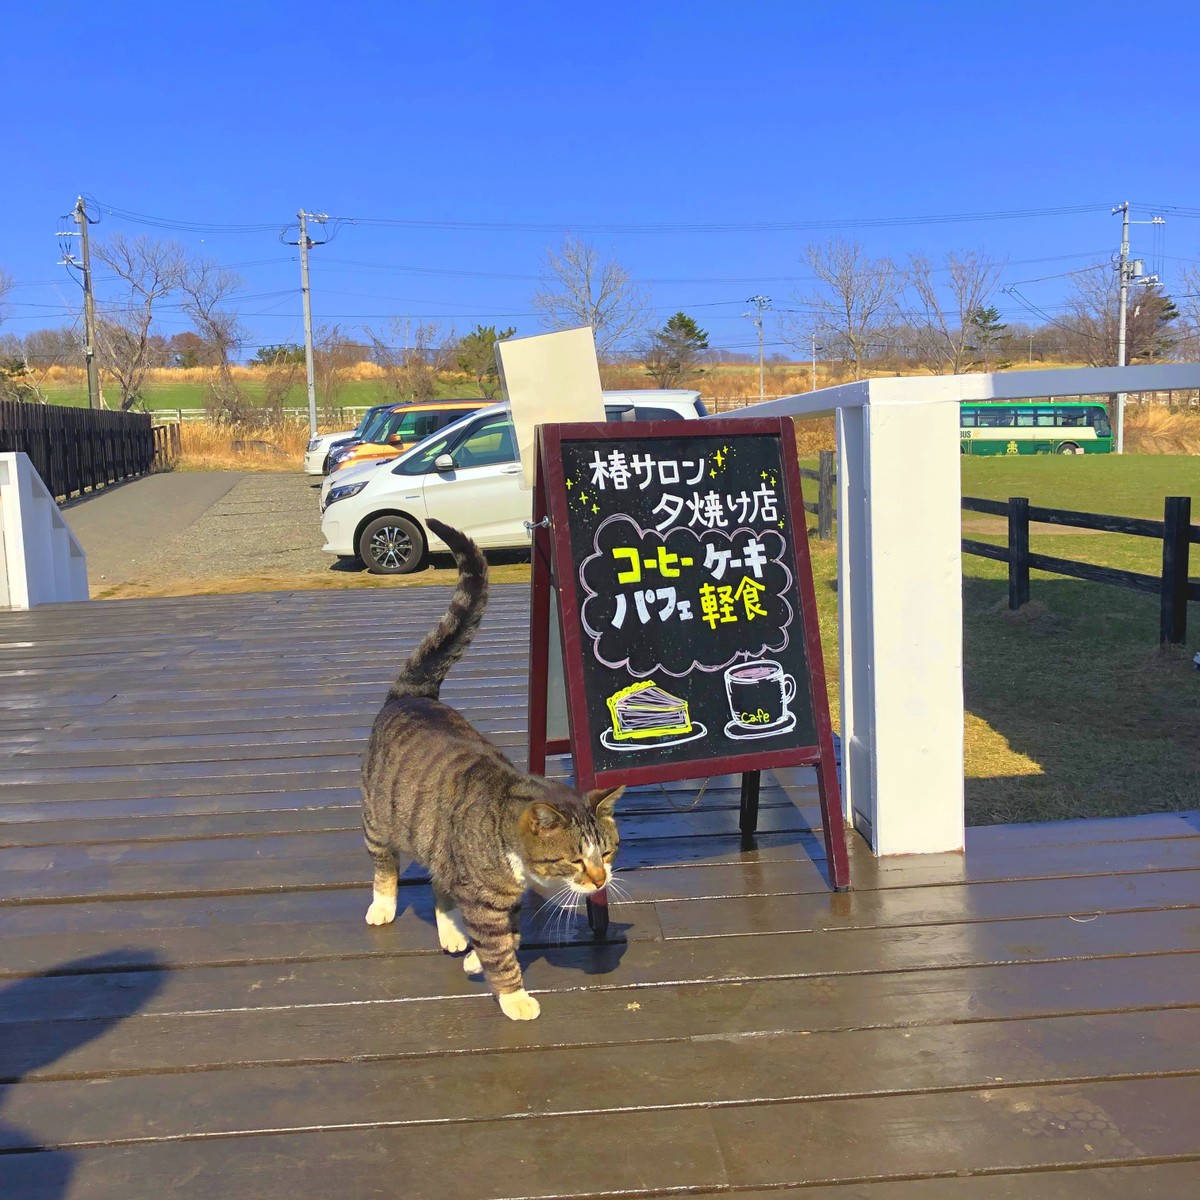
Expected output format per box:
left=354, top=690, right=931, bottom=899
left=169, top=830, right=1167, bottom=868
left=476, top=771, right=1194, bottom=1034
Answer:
left=585, top=867, right=606, bottom=890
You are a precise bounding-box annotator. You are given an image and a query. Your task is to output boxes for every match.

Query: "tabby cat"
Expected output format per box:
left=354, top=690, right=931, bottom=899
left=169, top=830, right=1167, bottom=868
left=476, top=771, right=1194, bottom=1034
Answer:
left=361, top=518, right=622, bottom=1021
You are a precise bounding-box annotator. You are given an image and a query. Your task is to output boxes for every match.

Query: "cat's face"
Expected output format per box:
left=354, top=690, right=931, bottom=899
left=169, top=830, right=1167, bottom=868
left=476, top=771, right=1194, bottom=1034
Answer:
left=518, top=785, right=623, bottom=894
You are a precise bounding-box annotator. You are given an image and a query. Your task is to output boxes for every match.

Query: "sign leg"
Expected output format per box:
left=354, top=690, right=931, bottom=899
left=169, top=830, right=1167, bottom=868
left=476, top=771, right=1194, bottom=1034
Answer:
left=586, top=889, right=609, bottom=937
left=816, top=751, right=851, bottom=891
left=739, top=770, right=761, bottom=838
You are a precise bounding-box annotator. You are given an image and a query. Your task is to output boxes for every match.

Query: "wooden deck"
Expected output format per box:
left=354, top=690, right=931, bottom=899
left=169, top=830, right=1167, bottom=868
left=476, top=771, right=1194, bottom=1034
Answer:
left=2, top=583, right=1199, bottom=1199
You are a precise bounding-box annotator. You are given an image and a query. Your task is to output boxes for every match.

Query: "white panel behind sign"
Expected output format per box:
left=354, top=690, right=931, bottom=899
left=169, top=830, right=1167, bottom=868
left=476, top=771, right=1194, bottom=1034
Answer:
left=495, top=326, right=605, bottom=489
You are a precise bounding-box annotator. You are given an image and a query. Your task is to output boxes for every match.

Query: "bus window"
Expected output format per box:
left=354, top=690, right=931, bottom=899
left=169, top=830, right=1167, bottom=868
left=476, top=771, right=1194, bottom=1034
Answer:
left=1036, top=409, right=1057, bottom=427
left=1016, top=411, right=1036, bottom=427
left=960, top=408, right=978, bottom=428
left=1088, top=408, right=1112, bottom=436
left=980, top=408, right=1014, bottom=427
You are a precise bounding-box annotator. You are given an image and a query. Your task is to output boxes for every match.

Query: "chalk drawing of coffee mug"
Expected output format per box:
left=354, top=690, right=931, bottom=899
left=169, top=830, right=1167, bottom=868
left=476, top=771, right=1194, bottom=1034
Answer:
left=723, top=659, right=797, bottom=738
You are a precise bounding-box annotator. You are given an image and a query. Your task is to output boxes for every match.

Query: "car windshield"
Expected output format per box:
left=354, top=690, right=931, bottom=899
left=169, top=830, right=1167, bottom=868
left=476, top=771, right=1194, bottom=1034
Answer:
left=354, top=405, right=389, bottom=437
left=371, top=408, right=447, bottom=445
left=391, top=413, right=514, bottom=476
left=360, top=408, right=398, bottom=441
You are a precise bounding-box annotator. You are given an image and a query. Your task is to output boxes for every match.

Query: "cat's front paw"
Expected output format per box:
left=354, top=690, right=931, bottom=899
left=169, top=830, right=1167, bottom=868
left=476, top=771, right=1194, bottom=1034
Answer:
left=498, top=989, right=541, bottom=1021
left=462, top=949, right=482, bottom=974
left=365, top=898, right=397, bottom=925
left=439, top=928, right=469, bottom=954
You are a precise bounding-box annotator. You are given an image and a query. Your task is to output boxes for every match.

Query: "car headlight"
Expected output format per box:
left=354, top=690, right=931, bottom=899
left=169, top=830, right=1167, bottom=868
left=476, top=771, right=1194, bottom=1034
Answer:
left=307, top=438, right=322, bottom=452
left=326, top=481, right=367, bottom=506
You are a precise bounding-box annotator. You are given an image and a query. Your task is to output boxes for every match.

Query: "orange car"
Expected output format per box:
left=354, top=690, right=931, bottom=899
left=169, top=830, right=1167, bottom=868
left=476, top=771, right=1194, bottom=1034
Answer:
left=324, top=399, right=488, bottom=475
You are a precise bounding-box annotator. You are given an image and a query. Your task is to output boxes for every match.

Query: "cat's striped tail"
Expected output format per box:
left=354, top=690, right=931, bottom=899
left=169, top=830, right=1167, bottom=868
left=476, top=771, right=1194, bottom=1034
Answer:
left=388, top=518, right=489, bottom=700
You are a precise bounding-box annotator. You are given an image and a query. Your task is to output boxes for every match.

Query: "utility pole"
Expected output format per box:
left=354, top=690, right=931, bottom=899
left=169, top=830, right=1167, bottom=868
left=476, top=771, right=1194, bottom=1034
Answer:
left=66, top=197, right=101, bottom=410
left=743, top=296, right=770, bottom=404
left=811, top=333, right=819, bottom=391
left=283, top=209, right=328, bottom=440
left=1112, top=202, right=1165, bottom=454
left=1114, top=201, right=1130, bottom=454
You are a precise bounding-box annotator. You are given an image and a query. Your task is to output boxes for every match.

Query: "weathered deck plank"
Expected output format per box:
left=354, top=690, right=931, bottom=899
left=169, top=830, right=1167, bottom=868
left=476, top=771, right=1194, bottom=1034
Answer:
left=2, top=583, right=1198, bottom=1199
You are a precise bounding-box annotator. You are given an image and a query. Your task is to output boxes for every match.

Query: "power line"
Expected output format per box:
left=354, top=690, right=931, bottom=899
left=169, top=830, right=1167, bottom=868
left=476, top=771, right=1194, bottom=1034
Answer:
left=333, top=203, right=1107, bottom=235
left=88, top=196, right=1108, bottom=237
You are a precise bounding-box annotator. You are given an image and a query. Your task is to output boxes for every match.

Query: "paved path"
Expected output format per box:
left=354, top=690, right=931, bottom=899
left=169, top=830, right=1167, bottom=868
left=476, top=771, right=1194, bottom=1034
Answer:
left=61, top=471, right=329, bottom=587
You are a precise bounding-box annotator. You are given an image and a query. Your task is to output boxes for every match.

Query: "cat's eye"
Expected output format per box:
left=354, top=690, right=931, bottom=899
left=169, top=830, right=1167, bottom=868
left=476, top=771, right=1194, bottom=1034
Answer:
left=602, top=850, right=615, bottom=860
left=572, top=858, right=587, bottom=869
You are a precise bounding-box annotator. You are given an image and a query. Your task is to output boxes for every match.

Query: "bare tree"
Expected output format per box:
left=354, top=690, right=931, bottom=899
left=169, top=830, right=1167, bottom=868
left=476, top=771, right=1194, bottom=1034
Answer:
left=93, top=234, right=187, bottom=409
left=311, top=325, right=369, bottom=414
left=789, top=239, right=900, bottom=380
left=900, top=250, right=1006, bottom=374
left=1058, top=265, right=1179, bottom=367
left=367, top=319, right=454, bottom=404
left=23, top=325, right=82, bottom=368
left=0, top=267, right=12, bottom=330
left=1177, top=265, right=1200, bottom=360
left=180, top=260, right=250, bottom=424
left=257, top=349, right=305, bottom=423
left=531, top=236, right=651, bottom=359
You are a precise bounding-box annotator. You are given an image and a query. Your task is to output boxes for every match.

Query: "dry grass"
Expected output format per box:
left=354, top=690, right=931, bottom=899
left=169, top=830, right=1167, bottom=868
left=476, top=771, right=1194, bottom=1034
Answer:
left=1125, top=402, right=1200, bottom=454
left=174, top=422, right=310, bottom=471
left=91, top=561, right=533, bottom=601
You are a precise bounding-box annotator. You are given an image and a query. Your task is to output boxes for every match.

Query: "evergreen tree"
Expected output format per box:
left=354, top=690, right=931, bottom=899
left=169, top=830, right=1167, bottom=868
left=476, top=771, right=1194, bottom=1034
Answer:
left=966, top=306, right=1009, bottom=369
left=455, top=324, right=516, bottom=398
left=643, top=312, right=709, bottom=387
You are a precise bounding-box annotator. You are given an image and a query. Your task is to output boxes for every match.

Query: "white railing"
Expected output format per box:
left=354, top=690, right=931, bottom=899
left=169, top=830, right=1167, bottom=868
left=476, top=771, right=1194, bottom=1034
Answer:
left=721, top=362, right=1200, bottom=857
left=147, top=407, right=374, bottom=424
left=0, top=452, right=89, bottom=609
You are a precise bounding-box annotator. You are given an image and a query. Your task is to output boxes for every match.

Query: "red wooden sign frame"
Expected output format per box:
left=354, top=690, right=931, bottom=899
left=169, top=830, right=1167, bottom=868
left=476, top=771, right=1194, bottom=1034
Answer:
left=528, top=417, right=849, bottom=892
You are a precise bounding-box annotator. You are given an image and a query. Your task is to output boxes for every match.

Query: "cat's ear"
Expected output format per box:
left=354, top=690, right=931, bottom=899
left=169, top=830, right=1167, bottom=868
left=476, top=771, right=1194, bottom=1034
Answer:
left=526, top=802, right=566, bottom=835
left=587, top=785, right=625, bottom=820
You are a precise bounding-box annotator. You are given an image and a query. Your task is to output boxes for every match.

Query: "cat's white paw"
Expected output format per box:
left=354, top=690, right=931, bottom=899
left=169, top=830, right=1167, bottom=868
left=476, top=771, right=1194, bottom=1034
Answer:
left=439, top=928, right=469, bottom=954
left=435, top=908, right=470, bottom=953
left=365, top=898, right=396, bottom=925
left=462, top=949, right=482, bottom=975
left=498, top=989, right=541, bottom=1021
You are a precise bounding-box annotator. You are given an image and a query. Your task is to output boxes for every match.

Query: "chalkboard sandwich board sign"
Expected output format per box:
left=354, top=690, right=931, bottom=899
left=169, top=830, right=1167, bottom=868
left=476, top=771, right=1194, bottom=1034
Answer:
left=528, top=416, right=850, bottom=894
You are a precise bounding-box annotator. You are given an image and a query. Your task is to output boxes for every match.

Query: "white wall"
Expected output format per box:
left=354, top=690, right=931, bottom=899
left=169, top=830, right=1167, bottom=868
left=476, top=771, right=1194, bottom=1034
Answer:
left=0, top=453, right=89, bottom=609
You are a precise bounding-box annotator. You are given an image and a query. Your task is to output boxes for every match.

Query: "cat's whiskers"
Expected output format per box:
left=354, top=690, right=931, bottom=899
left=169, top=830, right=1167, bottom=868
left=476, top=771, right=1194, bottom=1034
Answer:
left=605, top=876, right=630, bottom=903
left=532, top=884, right=572, bottom=933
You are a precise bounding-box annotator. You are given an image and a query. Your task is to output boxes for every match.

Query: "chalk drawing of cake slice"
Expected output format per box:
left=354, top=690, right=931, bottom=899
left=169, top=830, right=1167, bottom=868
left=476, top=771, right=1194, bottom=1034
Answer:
left=603, top=680, right=705, bottom=751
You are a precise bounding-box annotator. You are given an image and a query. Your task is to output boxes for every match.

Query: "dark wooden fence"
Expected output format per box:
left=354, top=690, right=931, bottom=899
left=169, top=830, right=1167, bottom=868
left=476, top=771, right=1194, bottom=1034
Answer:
left=0, top=401, right=159, bottom=501
left=962, top=496, right=1199, bottom=646
left=800, top=450, right=836, bottom=540
left=800, top=456, right=1197, bottom=645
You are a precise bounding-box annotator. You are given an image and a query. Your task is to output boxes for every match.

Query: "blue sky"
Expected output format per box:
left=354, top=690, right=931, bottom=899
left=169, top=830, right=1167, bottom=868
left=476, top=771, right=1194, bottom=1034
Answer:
left=3, top=0, right=1198, bottom=358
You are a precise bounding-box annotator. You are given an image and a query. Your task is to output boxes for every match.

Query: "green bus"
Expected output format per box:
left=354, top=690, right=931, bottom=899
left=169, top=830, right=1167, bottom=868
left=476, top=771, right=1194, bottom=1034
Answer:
left=960, top=402, right=1113, bottom=455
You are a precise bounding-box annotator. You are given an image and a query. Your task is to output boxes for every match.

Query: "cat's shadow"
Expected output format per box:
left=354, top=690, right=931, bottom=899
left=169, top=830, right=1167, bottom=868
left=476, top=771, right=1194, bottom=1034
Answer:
left=393, top=864, right=630, bottom=977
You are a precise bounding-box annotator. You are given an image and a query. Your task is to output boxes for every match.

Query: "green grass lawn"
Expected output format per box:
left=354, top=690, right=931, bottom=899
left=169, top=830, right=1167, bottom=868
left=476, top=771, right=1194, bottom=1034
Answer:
left=961, top=453, right=1199, bottom=518
left=958, top=455, right=1199, bottom=825
left=797, top=454, right=1200, bottom=826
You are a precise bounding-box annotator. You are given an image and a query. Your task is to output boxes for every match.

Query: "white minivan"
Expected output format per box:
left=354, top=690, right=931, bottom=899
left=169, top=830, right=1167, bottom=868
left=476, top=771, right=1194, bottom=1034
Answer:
left=321, top=391, right=705, bottom=573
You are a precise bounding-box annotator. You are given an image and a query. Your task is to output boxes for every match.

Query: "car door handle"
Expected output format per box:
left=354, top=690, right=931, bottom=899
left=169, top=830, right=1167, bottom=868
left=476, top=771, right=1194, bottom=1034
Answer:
left=500, top=465, right=522, bottom=474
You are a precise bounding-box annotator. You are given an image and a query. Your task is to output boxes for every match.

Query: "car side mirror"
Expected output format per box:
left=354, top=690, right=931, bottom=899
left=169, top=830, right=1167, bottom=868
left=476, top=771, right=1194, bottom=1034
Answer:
left=434, top=453, right=456, bottom=472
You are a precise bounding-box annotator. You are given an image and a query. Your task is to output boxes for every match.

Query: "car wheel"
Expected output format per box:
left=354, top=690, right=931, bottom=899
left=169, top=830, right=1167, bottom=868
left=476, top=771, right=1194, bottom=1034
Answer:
left=358, top=515, right=426, bottom=574
left=1056, top=442, right=1080, bottom=455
